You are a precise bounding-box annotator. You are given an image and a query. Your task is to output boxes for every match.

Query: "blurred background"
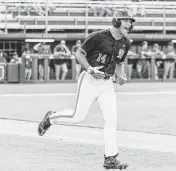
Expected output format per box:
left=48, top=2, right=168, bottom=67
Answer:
left=0, top=0, right=176, bottom=83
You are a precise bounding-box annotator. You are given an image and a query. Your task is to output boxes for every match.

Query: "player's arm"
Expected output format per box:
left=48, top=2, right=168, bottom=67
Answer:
left=33, top=43, right=41, bottom=52
left=75, top=49, right=90, bottom=70
left=53, top=45, right=64, bottom=56
left=75, top=33, right=105, bottom=79
left=115, top=42, right=130, bottom=85
left=64, top=45, right=71, bottom=57
left=71, top=46, right=76, bottom=55
left=116, top=63, right=125, bottom=78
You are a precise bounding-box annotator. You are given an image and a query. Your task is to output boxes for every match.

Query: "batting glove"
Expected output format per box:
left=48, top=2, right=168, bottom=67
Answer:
left=87, top=66, right=105, bottom=79
left=117, top=74, right=127, bottom=85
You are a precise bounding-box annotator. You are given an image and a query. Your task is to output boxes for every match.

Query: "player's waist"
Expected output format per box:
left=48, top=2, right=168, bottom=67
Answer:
left=84, top=70, right=113, bottom=80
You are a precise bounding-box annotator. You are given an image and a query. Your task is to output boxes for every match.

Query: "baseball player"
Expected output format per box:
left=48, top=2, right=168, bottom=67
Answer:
left=38, top=9, right=135, bottom=170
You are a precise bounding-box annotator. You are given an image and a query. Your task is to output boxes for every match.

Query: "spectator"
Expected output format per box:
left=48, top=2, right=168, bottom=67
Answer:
left=10, top=52, right=22, bottom=64
left=0, top=50, right=7, bottom=64
left=148, top=43, right=165, bottom=80
left=71, top=40, right=82, bottom=80
left=24, top=49, right=32, bottom=80
left=131, top=0, right=145, bottom=17
left=33, top=42, right=45, bottom=80
left=22, top=48, right=29, bottom=58
left=126, top=50, right=138, bottom=80
left=53, top=40, right=71, bottom=80
left=163, top=42, right=176, bottom=80
left=136, top=41, right=151, bottom=79
left=90, top=0, right=106, bottom=17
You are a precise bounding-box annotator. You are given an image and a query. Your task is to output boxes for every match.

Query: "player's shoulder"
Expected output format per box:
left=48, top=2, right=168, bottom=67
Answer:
left=123, top=37, right=131, bottom=46
left=87, top=29, right=109, bottom=39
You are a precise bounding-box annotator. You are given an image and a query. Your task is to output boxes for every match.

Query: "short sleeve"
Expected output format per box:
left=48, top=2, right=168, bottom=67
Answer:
left=79, top=32, right=99, bottom=56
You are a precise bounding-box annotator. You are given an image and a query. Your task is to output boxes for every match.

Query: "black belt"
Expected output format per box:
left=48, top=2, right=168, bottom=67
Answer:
left=104, top=74, right=112, bottom=80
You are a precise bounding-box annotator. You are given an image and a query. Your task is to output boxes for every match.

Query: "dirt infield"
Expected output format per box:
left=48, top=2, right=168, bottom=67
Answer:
left=0, top=120, right=176, bottom=171
left=0, top=82, right=176, bottom=94
left=0, top=82, right=176, bottom=171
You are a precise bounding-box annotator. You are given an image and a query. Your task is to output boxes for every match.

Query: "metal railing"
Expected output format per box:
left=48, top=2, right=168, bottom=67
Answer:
left=1, top=1, right=176, bottom=34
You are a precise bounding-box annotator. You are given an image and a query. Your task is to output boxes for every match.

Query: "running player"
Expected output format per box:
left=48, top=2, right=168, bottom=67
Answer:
left=38, top=9, right=135, bottom=170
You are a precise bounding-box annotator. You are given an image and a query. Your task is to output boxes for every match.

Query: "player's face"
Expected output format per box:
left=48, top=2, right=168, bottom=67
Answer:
left=76, top=42, right=81, bottom=47
left=153, top=44, right=159, bottom=51
left=142, top=43, right=148, bottom=50
left=119, top=19, right=132, bottom=36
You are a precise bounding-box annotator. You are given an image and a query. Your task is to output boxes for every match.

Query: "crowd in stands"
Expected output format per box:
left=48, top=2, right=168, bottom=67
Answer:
left=1, top=39, right=175, bottom=81
left=126, top=41, right=176, bottom=80
left=21, top=40, right=82, bottom=81
left=12, top=0, right=145, bottom=17
left=90, top=0, right=145, bottom=17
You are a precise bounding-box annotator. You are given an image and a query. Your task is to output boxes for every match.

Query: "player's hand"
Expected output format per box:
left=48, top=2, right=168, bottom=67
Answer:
left=117, top=74, right=127, bottom=85
left=87, top=66, right=105, bottom=79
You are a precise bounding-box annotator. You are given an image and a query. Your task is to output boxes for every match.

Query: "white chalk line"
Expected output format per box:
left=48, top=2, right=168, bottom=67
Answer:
left=0, top=119, right=176, bottom=153
left=0, top=91, right=176, bottom=97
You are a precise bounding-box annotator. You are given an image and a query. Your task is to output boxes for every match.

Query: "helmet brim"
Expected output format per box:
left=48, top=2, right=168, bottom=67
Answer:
left=118, top=17, right=136, bottom=22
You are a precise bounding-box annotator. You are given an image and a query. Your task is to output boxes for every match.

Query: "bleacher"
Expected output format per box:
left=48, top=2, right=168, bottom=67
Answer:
left=1, top=0, right=176, bottom=35
left=0, top=0, right=176, bottom=82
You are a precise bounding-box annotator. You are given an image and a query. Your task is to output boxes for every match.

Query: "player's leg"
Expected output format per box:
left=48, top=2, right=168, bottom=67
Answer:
left=75, top=63, right=81, bottom=80
left=97, top=81, right=118, bottom=157
left=154, top=63, right=159, bottom=80
left=163, top=61, right=170, bottom=80
left=54, top=64, right=61, bottom=80
left=97, top=80, right=128, bottom=170
left=169, top=62, right=175, bottom=80
left=38, top=72, right=97, bottom=136
left=28, top=68, right=32, bottom=80
left=38, top=64, right=44, bottom=80
left=136, top=60, right=142, bottom=78
left=25, top=68, right=28, bottom=80
left=146, top=61, right=151, bottom=79
left=61, top=63, right=68, bottom=80
left=127, top=64, right=133, bottom=80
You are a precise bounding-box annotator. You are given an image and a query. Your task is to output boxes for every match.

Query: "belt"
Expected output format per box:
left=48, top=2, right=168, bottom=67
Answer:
left=104, top=76, right=110, bottom=80
left=104, top=74, right=112, bottom=80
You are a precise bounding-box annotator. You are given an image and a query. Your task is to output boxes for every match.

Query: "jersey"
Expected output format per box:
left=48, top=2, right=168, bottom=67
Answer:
left=25, top=56, right=32, bottom=69
left=79, top=29, right=130, bottom=76
left=164, top=49, right=176, bottom=62
left=54, top=46, right=67, bottom=65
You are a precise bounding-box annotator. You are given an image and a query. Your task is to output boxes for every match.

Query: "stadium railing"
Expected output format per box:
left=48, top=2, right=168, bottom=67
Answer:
left=0, top=55, right=175, bottom=83
left=1, top=1, right=176, bottom=34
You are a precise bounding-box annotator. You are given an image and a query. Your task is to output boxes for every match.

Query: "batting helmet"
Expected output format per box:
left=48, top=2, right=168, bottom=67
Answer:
left=112, top=9, right=135, bottom=31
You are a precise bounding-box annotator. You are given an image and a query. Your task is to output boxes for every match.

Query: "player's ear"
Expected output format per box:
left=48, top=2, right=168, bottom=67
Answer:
left=112, top=18, right=121, bottom=28
left=129, top=23, right=134, bottom=31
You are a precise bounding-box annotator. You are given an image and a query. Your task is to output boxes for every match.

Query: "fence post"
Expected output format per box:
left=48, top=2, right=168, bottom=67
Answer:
left=31, top=54, right=38, bottom=82
left=151, top=58, right=155, bottom=80
left=71, top=59, right=76, bottom=80
left=44, top=55, right=49, bottom=82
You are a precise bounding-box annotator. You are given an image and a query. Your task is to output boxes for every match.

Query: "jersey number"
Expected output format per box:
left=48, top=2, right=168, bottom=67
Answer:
left=117, top=49, right=125, bottom=59
left=96, top=53, right=107, bottom=63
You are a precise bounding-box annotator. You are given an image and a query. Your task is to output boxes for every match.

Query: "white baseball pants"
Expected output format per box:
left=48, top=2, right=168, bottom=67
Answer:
left=49, top=71, right=118, bottom=157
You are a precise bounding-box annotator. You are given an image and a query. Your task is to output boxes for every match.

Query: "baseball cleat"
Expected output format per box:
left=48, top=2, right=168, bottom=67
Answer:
left=104, top=154, right=129, bottom=170
left=38, top=111, right=55, bottom=136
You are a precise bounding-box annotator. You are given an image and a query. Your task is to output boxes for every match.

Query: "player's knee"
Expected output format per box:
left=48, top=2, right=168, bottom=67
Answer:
left=62, top=67, right=68, bottom=73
